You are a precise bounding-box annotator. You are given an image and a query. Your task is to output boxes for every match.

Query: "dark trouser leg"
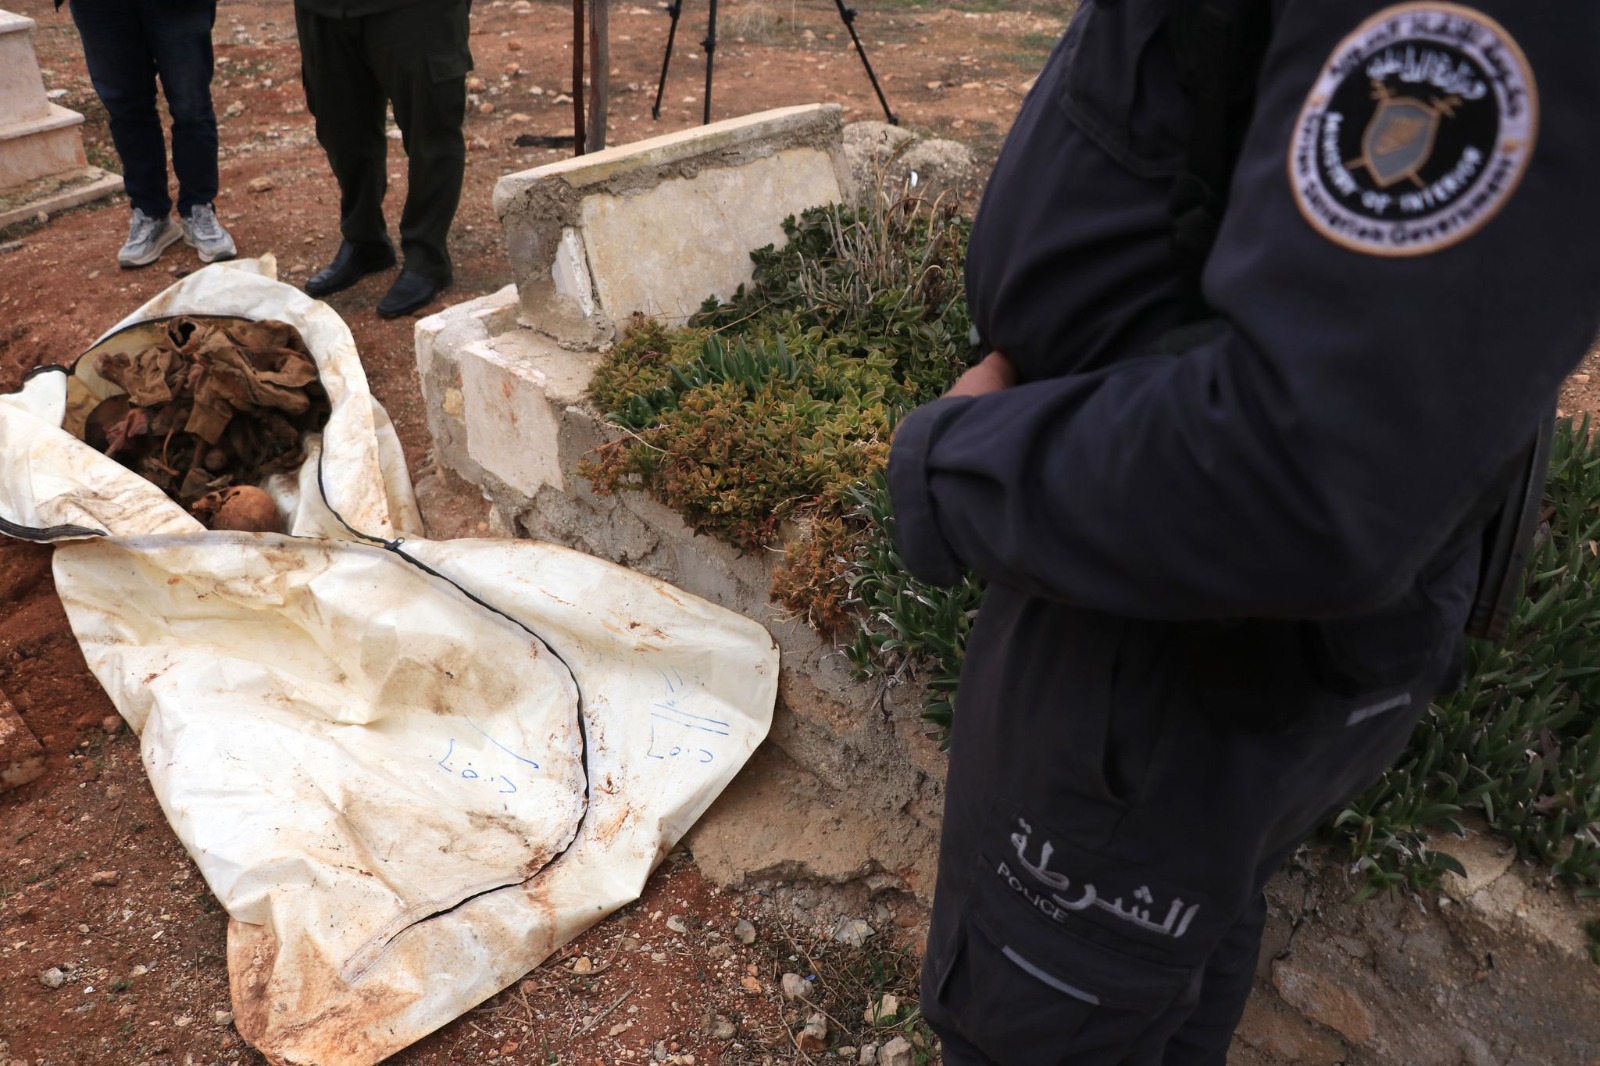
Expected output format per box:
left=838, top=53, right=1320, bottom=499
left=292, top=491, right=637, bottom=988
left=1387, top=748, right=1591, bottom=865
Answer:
left=294, top=5, right=391, bottom=251
left=920, top=596, right=1440, bottom=1066
left=145, top=0, right=219, bottom=216
left=361, top=0, right=471, bottom=280
left=70, top=0, right=169, bottom=217
left=1157, top=891, right=1267, bottom=1065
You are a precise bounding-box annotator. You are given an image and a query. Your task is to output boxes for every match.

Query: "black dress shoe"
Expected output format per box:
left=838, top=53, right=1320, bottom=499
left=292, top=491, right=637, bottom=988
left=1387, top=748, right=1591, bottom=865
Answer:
left=376, top=268, right=450, bottom=318
left=304, top=239, right=397, bottom=298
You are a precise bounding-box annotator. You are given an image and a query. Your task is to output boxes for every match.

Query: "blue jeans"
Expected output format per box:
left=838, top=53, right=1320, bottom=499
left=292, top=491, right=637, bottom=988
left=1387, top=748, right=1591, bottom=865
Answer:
left=69, top=0, right=219, bottom=218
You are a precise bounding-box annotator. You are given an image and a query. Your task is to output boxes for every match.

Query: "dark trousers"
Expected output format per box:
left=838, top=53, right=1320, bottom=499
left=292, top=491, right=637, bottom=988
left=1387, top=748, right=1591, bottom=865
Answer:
left=294, top=1, right=472, bottom=281
left=69, top=0, right=219, bottom=218
left=920, top=596, right=1441, bottom=1065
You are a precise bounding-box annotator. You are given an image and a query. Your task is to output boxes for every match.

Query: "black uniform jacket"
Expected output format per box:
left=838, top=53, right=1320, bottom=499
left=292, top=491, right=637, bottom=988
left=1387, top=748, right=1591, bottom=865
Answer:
left=889, top=0, right=1600, bottom=700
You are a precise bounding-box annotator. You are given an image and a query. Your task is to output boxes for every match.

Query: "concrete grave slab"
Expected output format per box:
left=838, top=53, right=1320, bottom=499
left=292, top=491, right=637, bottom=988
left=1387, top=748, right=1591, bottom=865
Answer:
left=492, top=104, right=851, bottom=346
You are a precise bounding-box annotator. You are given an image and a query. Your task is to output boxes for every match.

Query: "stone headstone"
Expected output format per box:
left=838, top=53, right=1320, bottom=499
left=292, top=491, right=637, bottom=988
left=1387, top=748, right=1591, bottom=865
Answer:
left=0, top=10, right=89, bottom=190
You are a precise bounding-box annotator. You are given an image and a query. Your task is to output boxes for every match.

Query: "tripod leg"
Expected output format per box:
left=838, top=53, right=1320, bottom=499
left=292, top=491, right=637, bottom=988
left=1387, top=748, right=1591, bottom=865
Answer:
left=652, top=0, right=684, bottom=121
left=701, top=0, right=718, bottom=125
left=832, top=0, right=897, bottom=125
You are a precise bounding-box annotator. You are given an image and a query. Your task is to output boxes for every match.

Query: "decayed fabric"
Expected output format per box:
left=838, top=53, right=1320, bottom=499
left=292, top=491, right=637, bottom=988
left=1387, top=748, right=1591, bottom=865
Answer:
left=87, top=315, right=330, bottom=511
left=0, top=258, right=778, bottom=1066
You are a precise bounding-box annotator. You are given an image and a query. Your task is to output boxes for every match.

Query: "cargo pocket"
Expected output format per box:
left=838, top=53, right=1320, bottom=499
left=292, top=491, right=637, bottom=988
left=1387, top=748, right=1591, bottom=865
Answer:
left=1058, top=0, right=1190, bottom=178
left=427, top=49, right=473, bottom=85
left=927, top=845, right=1201, bottom=1065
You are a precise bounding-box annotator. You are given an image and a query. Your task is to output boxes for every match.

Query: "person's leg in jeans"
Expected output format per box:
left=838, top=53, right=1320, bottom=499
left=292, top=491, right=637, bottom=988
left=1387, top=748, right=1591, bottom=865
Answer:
left=69, top=0, right=169, bottom=218
left=143, top=0, right=219, bottom=217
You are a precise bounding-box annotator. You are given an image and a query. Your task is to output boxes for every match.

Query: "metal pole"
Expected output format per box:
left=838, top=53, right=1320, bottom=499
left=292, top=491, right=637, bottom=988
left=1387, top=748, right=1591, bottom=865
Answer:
left=701, top=0, right=717, bottom=124
left=573, top=0, right=587, bottom=153
left=651, top=0, right=684, bottom=121
left=588, top=0, right=609, bottom=150
left=831, top=0, right=897, bottom=125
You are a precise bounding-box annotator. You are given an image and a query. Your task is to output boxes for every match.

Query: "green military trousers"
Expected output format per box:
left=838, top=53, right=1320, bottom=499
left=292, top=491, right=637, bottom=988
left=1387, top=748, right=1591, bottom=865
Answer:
left=294, top=0, right=472, bottom=281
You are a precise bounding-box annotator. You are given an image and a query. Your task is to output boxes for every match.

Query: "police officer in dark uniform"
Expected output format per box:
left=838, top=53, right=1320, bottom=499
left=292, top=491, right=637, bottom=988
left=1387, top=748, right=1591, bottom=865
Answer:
left=293, top=0, right=473, bottom=318
left=887, top=1, right=1600, bottom=1061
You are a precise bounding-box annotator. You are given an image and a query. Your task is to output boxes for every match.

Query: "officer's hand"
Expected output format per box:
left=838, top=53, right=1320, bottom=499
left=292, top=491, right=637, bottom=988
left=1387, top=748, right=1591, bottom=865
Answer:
left=946, top=351, right=1017, bottom=398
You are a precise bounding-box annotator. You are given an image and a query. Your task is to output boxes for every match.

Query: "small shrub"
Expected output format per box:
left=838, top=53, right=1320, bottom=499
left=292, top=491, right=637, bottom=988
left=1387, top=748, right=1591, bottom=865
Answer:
left=584, top=193, right=975, bottom=699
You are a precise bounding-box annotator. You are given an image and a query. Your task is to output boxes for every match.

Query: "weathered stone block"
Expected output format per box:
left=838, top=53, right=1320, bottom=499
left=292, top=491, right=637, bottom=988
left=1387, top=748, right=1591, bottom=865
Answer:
left=0, top=11, right=91, bottom=192
left=492, top=104, right=850, bottom=345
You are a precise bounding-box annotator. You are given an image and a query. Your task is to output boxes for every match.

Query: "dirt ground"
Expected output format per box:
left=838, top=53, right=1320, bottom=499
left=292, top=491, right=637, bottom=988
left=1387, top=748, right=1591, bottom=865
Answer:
left=0, top=0, right=1071, bottom=1063
left=4, top=0, right=1600, bottom=1064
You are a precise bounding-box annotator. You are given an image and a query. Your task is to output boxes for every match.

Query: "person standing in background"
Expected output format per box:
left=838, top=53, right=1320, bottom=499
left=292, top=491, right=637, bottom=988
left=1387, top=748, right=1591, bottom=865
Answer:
left=62, top=0, right=237, bottom=270
left=293, top=0, right=472, bottom=319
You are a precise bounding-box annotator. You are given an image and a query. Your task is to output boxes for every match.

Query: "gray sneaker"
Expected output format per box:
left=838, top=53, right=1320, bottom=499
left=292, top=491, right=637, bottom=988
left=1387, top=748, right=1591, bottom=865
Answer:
left=180, top=203, right=237, bottom=264
left=117, top=208, right=181, bottom=269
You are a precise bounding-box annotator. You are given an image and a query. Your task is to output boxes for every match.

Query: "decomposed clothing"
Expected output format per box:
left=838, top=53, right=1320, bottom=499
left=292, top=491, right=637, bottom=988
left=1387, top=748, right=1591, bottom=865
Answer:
left=887, top=2, right=1600, bottom=1062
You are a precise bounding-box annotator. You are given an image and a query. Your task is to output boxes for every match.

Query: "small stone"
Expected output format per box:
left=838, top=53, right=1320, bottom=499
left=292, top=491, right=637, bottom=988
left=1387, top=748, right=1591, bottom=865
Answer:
left=223, top=100, right=245, bottom=118
left=879, top=1036, right=914, bottom=1066
left=864, top=993, right=898, bottom=1024
left=34, top=210, right=49, bottom=225
left=89, top=870, right=120, bottom=887
left=246, top=176, right=275, bottom=194
left=387, top=128, right=404, bottom=140
left=831, top=918, right=875, bottom=948
left=733, top=919, right=756, bottom=944
left=707, top=1015, right=736, bottom=1040
left=707, top=943, right=733, bottom=959
left=666, top=915, right=688, bottom=934
left=925, top=80, right=943, bottom=90
left=212, top=1009, right=235, bottom=1026
left=39, top=967, right=66, bottom=989
left=860, top=1041, right=879, bottom=1063
left=477, top=101, right=496, bottom=115
left=651, top=952, right=668, bottom=963
left=780, top=972, right=809, bottom=1000
left=571, top=956, right=593, bottom=974
left=129, top=965, right=147, bottom=978
left=1573, top=373, right=1592, bottom=384
left=797, top=1013, right=828, bottom=1052
left=739, top=975, right=762, bottom=993
left=467, top=76, right=487, bottom=91
left=101, top=716, right=122, bottom=735
left=1271, top=961, right=1376, bottom=1046
left=654, top=1040, right=669, bottom=1061
left=87, top=269, right=101, bottom=280
left=507, top=39, right=523, bottom=51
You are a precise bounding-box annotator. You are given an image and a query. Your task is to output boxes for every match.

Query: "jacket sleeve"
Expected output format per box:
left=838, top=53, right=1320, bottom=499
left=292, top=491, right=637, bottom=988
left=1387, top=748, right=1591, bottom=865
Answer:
left=888, top=2, right=1600, bottom=620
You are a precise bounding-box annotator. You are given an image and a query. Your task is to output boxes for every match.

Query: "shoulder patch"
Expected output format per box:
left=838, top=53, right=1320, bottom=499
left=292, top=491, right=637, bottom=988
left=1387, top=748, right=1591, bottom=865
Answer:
left=1289, top=3, right=1537, bottom=257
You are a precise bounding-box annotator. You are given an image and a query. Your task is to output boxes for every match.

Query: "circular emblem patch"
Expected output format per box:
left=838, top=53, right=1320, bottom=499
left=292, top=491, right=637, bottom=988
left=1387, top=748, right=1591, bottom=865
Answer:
left=1289, top=3, right=1537, bottom=256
